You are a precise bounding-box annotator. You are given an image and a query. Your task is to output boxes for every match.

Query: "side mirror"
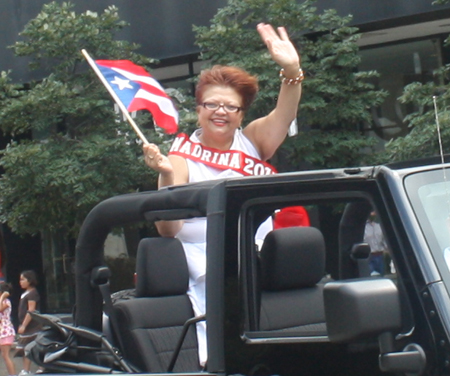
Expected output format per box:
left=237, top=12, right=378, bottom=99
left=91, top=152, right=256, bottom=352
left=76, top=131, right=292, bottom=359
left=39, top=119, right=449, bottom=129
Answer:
left=324, top=278, right=401, bottom=342
left=324, top=278, right=426, bottom=375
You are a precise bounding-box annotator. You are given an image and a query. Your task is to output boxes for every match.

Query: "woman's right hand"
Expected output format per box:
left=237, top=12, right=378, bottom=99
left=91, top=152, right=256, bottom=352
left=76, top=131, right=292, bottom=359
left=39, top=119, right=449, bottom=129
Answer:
left=143, top=143, right=173, bottom=174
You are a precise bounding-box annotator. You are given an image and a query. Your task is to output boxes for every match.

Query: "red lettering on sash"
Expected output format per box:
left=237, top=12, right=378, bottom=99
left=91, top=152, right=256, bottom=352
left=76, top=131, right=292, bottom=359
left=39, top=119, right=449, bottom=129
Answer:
left=169, top=133, right=277, bottom=176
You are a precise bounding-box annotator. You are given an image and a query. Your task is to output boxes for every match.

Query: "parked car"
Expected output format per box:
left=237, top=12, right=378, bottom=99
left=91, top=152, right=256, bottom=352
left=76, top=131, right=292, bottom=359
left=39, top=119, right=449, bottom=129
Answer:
left=28, top=156, right=450, bottom=376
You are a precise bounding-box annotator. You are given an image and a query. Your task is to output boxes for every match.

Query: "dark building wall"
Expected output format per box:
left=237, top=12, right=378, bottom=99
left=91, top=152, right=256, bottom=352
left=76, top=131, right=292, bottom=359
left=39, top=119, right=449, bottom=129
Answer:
left=0, top=0, right=228, bottom=83
left=2, top=0, right=450, bottom=83
left=316, top=0, right=450, bottom=29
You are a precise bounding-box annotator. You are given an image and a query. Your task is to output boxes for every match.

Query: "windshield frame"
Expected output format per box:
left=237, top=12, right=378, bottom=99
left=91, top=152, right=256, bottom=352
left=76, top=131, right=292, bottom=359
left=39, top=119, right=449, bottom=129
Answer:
left=404, top=167, right=450, bottom=286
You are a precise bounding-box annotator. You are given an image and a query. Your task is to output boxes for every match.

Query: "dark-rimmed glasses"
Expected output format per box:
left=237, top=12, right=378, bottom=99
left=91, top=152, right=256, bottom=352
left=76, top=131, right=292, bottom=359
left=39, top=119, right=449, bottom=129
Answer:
left=202, top=102, right=242, bottom=113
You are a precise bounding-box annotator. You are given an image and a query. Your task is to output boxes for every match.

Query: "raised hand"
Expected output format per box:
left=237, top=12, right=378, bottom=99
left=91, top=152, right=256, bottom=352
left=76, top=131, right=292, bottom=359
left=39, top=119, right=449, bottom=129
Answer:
left=257, top=23, right=300, bottom=76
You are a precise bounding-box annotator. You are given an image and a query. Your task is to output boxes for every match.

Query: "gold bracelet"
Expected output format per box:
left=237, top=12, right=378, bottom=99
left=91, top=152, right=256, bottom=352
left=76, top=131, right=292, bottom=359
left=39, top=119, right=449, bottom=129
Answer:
left=279, top=68, right=304, bottom=85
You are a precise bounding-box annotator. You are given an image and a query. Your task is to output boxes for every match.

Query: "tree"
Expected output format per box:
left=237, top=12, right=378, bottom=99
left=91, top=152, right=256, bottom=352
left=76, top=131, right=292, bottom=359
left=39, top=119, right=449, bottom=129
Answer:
left=192, top=0, right=387, bottom=170
left=383, top=0, right=450, bottom=162
left=0, top=2, right=170, bottom=238
left=381, top=77, right=450, bottom=162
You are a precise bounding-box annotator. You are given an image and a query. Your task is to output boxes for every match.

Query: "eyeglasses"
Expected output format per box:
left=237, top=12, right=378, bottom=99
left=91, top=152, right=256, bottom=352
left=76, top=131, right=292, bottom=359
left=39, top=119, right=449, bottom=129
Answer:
left=202, top=102, right=242, bottom=113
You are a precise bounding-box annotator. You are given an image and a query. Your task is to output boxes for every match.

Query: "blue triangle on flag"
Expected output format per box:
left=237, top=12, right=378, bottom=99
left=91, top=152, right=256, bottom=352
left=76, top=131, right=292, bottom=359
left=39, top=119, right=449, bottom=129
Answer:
left=97, top=65, right=141, bottom=109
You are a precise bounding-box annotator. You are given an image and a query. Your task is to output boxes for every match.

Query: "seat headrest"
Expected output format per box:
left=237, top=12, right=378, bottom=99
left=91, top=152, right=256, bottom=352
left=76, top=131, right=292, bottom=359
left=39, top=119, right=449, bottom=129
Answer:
left=135, top=237, right=189, bottom=297
left=260, top=227, right=325, bottom=291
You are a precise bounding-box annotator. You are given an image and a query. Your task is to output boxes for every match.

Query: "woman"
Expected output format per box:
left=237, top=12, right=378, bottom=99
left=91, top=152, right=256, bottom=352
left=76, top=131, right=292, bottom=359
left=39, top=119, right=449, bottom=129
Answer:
left=18, top=270, right=41, bottom=375
left=0, top=283, right=16, bottom=376
left=143, top=23, right=302, bottom=367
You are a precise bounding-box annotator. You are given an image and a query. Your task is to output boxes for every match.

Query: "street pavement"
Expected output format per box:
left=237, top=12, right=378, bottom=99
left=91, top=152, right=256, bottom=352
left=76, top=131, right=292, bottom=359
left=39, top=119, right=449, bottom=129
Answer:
left=0, top=348, right=38, bottom=376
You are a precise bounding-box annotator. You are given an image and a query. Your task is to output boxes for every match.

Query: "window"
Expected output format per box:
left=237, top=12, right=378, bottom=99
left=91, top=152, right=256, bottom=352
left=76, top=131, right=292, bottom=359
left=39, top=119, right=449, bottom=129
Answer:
left=405, top=167, right=450, bottom=281
left=239, top=193, right=393, bottom=343
left=359, top=38, right=443, bottom=141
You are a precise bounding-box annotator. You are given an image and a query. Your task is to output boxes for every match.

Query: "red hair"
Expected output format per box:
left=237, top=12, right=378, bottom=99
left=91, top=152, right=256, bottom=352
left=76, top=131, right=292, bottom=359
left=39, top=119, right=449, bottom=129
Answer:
left=195, top=65, right=259, bottom=111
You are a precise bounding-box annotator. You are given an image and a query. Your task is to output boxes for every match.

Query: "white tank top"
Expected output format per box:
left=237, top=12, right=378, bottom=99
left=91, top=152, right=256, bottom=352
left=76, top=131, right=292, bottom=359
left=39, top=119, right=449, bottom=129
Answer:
left=174, top=129, right=270, bottom=367
left=176, top=129, right=261, bottom=243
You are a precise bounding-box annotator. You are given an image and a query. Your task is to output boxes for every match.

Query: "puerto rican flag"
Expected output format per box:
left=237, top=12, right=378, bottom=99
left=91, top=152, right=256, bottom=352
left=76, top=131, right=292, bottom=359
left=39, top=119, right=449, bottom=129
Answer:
left=95, top=60, right=178, bottom=134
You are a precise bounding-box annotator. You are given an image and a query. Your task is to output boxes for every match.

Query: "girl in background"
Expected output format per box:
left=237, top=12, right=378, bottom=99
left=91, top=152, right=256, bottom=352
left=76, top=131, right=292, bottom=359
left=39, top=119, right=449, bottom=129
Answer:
left=0, top=282, right=16, bottom=376
left=18, top=270, right=41, bottom=376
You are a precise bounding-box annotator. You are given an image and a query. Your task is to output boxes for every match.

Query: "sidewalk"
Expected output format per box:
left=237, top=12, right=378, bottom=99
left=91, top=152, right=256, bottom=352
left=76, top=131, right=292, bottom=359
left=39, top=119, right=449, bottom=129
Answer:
left=0, top=348, right=39, bottom=376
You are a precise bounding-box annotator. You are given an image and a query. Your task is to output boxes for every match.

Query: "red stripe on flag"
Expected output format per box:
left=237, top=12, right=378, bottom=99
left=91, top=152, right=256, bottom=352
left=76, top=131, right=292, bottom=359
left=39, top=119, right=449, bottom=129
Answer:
left=95, top=60, right=150, bottom=77
left=129, top=98, right=178, bottom=134
left=94, top=59, right=178, bottom=134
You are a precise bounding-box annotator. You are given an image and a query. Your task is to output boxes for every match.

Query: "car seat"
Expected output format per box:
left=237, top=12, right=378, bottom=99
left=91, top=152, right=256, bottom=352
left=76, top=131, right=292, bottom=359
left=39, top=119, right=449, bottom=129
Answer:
left=112, top=237, right=201, bottom=372
left=259, top=227, right=328, bottom=337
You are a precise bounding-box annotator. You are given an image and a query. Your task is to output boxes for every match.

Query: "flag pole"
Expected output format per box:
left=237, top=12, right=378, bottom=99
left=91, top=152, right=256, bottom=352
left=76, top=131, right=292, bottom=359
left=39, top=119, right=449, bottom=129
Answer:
left=81, top=49, right=149, bottom=145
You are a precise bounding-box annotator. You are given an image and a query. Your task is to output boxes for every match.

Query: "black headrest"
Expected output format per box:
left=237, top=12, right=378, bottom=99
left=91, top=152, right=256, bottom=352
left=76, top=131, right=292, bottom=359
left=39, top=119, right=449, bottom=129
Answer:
left=260, top=227, right=325, bottom=291
left=135, top=237, right=189, bottom=297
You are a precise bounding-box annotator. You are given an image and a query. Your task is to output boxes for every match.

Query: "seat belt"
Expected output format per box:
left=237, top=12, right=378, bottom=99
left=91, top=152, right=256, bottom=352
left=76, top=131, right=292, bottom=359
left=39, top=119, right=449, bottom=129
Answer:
left=90, top=267, right=126, bottom=353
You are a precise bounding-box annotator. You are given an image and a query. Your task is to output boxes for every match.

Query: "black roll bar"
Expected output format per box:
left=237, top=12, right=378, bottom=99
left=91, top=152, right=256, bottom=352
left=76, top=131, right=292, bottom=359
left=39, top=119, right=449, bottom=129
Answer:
left=75, top=180, right=219, bottom=333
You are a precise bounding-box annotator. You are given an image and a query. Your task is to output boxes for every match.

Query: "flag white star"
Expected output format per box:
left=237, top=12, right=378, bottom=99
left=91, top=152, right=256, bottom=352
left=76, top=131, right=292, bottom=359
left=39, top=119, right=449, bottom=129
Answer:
left=110, top=76, right=133, bottom=90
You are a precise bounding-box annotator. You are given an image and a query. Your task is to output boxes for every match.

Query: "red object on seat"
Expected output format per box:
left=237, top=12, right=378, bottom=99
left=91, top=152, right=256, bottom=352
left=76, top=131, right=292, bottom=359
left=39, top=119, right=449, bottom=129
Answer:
left=273, top=206, right=310, bottom=229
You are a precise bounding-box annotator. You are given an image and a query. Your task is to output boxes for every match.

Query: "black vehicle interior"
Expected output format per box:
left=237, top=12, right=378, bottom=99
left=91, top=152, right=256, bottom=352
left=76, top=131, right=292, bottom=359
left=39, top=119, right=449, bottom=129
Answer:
left=242, top=195, right=397, bottom=342
left=258, top=226, right=327, bottom=337
left=27, top=179, right=422, bottom=375
left=112, top=237, right=201, bottom=373
left=338, top=201, right=373, bottom=279
left=26, top=236, right=204, bottom=374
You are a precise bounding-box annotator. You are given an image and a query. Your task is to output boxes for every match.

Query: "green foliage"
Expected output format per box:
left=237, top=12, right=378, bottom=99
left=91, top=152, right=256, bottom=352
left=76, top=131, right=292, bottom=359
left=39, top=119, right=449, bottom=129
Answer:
left=384, top=68, right=450, bottom=162
left=0, top=133, right=155, bottom=236
left=433, top=0, right=449, bottom=5
left=0, top=2, right=171, bottom=237
left=383, top=1, right=450, bottom=163
left=284, top=130, right=377, bottom=169
left=193, top=0, right=386, bottom=169
left=11, top=2, right=151, bottom=78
